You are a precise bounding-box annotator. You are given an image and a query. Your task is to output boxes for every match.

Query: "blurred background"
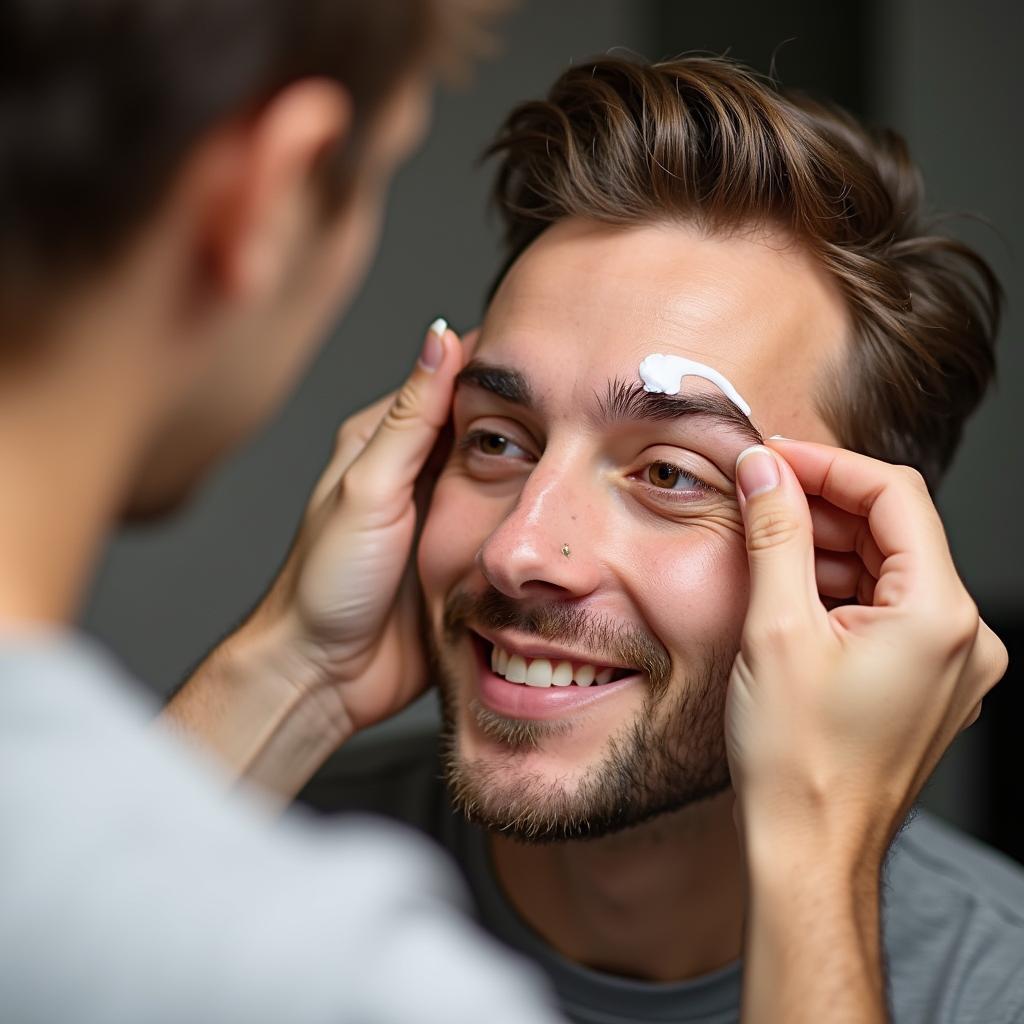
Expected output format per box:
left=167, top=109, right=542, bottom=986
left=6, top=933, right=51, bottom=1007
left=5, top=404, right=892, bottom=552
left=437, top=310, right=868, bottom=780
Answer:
left=82, top=0, right=1023, bottom=863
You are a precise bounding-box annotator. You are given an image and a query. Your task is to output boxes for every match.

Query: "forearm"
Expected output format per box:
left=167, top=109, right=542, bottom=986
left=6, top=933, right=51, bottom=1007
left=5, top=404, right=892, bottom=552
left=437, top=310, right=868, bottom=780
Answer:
left=741, top=820, right=888, bottom=1024
left=162, top=616, right=352, bottom=800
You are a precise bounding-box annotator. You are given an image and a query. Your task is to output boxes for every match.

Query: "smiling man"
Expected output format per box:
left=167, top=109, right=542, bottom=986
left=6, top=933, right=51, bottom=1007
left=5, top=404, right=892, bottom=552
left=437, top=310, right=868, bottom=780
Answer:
left=421, top=220, right=831, bottom=850
left=291, top=57, right=1024, bottom=1022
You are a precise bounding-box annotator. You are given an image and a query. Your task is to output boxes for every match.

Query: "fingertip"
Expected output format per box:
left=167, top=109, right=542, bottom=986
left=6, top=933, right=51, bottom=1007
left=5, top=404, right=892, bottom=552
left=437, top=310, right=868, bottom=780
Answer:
left=418, top=318, right=462, bottom=377
left=418, top=319, right=446, bottom=372
left=735, top=445, right=781, bottom=501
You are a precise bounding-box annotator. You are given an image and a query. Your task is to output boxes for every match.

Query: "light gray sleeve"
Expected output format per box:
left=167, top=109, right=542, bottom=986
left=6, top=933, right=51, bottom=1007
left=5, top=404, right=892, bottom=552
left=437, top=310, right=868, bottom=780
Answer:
left=0, top=638, right=562, bottom=1024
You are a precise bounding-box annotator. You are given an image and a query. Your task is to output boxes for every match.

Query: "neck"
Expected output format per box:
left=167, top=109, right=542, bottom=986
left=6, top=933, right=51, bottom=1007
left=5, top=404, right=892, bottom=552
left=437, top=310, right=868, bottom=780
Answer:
left=0, top=314, right=161, bottom=624
left=489, top=790, right=745, bottom=983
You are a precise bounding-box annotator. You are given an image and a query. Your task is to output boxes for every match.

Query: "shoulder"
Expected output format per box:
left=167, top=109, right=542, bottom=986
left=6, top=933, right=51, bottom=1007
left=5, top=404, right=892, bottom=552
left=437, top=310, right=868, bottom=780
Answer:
left=884, top=810, right=1024, bottom=1023
left=890, top=811, right=1024, bottom=918
left=297, top=720, right=446, bottom=837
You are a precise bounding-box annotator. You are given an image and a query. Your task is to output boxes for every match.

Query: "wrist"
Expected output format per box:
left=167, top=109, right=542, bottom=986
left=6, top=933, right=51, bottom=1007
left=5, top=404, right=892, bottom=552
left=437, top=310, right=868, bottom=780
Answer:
left=740, top=795, right=886, bottom=944
left=741, top=820, right=887, bottom=1023
left=737, top=780, right=893, bottom=875
left=165, top=612, right=354, bottom=798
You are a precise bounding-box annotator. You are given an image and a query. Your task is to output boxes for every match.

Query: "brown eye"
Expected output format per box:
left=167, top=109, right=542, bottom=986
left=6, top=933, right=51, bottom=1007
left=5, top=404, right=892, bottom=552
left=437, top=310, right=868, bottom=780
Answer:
left=477, top=433, right=509, bottom=456
left=648, top=462, right=681, bottom=488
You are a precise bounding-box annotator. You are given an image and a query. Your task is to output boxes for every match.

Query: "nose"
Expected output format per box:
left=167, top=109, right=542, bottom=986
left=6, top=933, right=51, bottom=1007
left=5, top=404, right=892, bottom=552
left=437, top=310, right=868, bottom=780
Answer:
left=477, top=461, right=603, bottom=600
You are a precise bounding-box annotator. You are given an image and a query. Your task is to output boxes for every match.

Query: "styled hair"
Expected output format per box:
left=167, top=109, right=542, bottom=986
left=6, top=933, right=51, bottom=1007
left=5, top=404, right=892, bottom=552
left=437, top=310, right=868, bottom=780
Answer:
left=485, top=56, right=1001, bottom=488
left=0, top=0, right=498, bottom=329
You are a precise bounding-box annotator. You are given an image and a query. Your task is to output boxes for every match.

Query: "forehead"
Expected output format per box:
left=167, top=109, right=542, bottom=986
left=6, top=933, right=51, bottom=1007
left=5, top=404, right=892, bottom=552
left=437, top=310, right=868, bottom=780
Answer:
left=478, top=218, right=849, bottom=441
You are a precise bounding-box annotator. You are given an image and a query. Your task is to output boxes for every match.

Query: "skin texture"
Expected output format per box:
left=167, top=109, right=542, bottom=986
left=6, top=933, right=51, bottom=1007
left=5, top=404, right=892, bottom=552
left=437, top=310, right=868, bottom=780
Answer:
left=417, top=216, right=850, bottom=979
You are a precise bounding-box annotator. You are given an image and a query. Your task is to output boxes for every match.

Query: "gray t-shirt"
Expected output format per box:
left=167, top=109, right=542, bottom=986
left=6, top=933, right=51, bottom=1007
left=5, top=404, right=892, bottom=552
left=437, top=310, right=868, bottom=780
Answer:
left=300, top=726, right=1024, bottom=1024
left=0, top=630, right=561, bottom=1024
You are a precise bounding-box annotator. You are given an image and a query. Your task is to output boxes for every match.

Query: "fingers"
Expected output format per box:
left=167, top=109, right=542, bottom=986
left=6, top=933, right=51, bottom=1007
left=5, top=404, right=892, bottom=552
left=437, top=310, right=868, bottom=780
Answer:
left=736, top=445, right=828, bottom=639
left=766, top=438, right=957, bottom=603
left=334, top=392, right=396, bottom=473
left=341, top=319, right=465, bottom=518
left=814, top=550, right=877, bottom=604
left=308, top=391, right=396, bottom=512
left=807, top=497, right=885, bottom=577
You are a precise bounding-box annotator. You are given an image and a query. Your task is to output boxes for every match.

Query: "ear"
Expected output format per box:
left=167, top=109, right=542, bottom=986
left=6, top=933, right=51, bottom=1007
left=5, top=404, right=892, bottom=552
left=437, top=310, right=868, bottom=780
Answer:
left=191, top=79, right=352, bottom=303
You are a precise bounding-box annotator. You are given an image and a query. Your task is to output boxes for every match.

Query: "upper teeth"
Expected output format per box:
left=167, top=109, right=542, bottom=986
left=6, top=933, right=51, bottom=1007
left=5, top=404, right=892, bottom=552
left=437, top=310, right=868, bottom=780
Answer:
left=490, top=645, right=617, bottom=687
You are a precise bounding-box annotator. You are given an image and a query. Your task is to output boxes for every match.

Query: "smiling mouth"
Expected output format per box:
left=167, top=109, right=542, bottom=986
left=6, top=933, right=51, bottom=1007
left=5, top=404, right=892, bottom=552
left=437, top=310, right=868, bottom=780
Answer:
left=478, top=635, right=635, bottom=689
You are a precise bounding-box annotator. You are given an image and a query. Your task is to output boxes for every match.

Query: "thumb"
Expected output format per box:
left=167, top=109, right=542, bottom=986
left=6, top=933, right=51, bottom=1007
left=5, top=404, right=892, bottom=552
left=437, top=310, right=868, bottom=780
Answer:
left=736, top=444, right=823, bottom=633
left=341, top=318, right=462, bottom=515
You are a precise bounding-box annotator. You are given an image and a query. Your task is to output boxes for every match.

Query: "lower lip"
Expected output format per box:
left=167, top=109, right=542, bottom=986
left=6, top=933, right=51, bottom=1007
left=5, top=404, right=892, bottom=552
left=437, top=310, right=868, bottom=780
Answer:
left=472, top=637, right=642, bottom=721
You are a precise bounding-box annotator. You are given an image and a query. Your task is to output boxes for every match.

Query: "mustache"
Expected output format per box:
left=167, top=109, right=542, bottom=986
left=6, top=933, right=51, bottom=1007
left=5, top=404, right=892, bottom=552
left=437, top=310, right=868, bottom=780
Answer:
left=443, top=586, right=673, bottom=695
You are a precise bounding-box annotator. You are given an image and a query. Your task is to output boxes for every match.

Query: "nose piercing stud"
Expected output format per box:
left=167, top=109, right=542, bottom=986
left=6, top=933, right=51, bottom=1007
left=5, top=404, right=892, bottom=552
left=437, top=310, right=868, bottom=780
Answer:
left=561, top=543, right=571, bottom=557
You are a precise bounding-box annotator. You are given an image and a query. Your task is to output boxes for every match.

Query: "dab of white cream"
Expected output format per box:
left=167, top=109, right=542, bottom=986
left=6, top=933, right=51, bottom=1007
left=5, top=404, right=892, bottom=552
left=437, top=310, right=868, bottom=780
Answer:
left=638, top=353, right=751, bottom=417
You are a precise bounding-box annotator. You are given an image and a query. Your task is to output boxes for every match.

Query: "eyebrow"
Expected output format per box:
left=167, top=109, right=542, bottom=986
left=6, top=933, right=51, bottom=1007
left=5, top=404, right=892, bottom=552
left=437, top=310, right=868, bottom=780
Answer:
left=455, top=360, right=533, bottom=405
left=597, top=378, right=763, bottom=446
left=455, top=360, right=762, bottom=447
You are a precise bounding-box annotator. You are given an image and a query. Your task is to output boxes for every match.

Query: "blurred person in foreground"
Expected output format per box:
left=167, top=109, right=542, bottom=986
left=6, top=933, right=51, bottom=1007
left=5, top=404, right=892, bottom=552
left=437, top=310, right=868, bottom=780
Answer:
left=0, top=1, right=1006, bottom=1021
left=174, top=57, right=1019, bottom=1023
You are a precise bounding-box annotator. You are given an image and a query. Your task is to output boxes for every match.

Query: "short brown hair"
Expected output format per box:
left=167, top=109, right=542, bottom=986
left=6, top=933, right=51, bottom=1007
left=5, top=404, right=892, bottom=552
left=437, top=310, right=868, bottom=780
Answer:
left=0, top=0, right=498, bottom=331
left=485, top=56, right=1001, bottom=488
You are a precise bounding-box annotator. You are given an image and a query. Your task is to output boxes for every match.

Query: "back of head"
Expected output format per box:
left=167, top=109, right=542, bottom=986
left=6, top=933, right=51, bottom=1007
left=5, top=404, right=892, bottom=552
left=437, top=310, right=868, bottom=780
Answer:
left=0, top=0, right=495, bottom=335
left=486, top=56, right=1001, bottom=489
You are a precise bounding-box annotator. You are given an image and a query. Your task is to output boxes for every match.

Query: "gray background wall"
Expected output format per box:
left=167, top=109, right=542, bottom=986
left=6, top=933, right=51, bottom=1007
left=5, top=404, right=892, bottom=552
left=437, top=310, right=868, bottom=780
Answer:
left=82, top=1, right=1023, bottom=849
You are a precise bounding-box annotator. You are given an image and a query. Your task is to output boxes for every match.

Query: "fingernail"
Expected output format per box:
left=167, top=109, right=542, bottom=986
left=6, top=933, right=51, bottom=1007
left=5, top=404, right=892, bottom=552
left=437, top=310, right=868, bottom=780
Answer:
left=768, top=434, right=790, bottom=440
left=736, top=445, right=780, bottom=498
left=419, top=318, right=447, bottom=371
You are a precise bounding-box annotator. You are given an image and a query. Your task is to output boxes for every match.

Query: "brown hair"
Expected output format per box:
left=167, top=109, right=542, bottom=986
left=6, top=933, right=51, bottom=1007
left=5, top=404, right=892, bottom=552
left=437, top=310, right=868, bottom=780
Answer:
left=485, top=56, right=1001, bottom=488
left=0, top=0, right=500, bottom=329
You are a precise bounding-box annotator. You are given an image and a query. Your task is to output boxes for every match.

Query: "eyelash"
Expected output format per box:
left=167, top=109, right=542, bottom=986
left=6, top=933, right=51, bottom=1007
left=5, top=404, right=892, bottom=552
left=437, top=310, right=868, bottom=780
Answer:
left=458, top=429, right=722, bottom=503
left=638, top=464, right=719, bottom=503
left=458, top=429, right=532, bottom=461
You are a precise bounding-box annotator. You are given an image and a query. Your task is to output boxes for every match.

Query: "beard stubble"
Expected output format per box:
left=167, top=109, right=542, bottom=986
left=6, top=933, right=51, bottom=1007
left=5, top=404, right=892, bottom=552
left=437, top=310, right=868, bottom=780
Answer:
left=432, top=586, right=734, bottom=843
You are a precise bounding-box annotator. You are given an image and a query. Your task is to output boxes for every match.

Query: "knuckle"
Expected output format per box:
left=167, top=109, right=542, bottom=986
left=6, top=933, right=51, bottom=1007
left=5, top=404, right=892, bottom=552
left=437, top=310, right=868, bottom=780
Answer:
left=993, top=638, right=1010, bottom=679
left=745, top=612, right=804, bottom=653
left=745, top=510, right=803, bottom=553
left=898, top=464, right=928, bottom=491
left=335, top=411, right=373, bottom=452
left=914, top=594, right=978, bottom=653
left=338, top=459, right=384, bottom=508
left=385, top=383, right=423, bottom=428
left=979, top=633, right=1009, bottom=691
left=335, top=419, right=358, bottom=450
left=853, top=520, right=874, bottom=563
left=948, top=597, right=980, bottom=648
left=962, top=701, right=983, bottom=730
left=334, top=392, right=396, bottom=451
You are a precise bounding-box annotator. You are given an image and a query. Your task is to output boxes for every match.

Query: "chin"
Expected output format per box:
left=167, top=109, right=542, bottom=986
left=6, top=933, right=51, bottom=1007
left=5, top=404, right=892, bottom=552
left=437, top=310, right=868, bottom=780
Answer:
left=435, top=628, right=734, bottom=844
left=118, top=452, right=218, bottom=524
left=119, top=484, right=194, bottom=524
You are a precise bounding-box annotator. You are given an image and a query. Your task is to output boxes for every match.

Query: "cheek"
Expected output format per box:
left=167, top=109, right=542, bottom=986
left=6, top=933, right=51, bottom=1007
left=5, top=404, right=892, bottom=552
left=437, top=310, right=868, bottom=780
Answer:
left=417, top=476, right=499, bottom=608
left=631, top=530, right=750, bottom=658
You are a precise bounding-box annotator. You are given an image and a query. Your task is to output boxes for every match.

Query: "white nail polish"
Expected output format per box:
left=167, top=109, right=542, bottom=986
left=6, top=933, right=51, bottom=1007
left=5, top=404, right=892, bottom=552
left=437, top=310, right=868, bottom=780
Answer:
left=429, top=317, right=448, bottom=337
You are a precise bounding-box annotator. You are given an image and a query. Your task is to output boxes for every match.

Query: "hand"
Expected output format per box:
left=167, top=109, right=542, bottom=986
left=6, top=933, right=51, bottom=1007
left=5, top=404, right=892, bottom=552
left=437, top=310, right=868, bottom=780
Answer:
left=165, top=321, right=476, bottom=795
left=247, top=320, right=477, bottom=737
left=726, top=440, right=1008, bottom=1024
left=726, top=439, right=1008, bottom=856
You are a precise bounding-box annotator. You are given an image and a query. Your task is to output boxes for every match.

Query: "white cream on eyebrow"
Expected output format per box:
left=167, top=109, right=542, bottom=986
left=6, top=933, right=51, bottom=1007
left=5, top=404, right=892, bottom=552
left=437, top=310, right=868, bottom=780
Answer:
left=638, top=353, right=752, bottom=417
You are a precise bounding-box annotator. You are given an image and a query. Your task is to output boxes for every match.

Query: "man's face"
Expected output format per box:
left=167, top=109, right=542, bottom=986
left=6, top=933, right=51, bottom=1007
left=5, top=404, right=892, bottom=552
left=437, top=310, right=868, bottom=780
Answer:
left=418, top=217, right=848, bottom=841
